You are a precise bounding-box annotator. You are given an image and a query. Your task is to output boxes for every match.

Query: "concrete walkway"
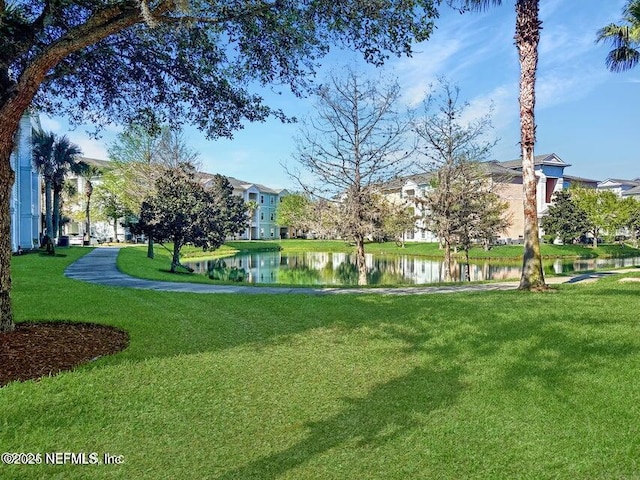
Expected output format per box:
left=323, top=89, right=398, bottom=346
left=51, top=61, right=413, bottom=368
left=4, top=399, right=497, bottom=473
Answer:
left=64, top=247, right=638, bottom=296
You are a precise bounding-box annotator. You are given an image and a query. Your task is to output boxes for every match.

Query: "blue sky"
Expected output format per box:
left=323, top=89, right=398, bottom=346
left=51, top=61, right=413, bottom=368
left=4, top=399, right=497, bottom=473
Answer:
left=42, top=0, right=639, bottom=189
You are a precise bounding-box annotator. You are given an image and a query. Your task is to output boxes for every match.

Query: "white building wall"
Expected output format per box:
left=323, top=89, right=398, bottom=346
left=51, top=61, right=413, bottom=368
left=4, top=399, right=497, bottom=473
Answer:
left=10, top=113, right=42, bottom=251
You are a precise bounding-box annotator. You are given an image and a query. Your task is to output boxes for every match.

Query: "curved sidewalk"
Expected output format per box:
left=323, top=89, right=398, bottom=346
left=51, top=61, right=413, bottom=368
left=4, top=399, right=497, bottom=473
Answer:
left=64, top=247, right=636, bottom=296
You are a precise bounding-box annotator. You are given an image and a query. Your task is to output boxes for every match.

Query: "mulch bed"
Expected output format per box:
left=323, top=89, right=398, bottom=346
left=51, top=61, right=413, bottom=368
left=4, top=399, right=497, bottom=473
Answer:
left=0, top=322, right=129, bottom=387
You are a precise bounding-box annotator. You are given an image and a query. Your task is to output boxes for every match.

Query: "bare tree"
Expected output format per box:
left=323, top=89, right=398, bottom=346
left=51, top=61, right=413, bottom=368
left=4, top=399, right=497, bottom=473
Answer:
left=414, top=80, right=499, bottom=281
left=288, top=67, right=414, bottom=284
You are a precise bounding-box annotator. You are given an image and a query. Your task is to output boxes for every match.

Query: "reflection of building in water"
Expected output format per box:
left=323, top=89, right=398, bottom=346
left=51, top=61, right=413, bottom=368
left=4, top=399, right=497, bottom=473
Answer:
left=180, top=251, right=640, bottom=286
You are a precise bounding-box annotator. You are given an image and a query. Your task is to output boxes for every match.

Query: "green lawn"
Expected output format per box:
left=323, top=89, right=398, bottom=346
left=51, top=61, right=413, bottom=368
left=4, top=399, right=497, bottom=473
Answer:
left=3, top=247, right=640, bottom=478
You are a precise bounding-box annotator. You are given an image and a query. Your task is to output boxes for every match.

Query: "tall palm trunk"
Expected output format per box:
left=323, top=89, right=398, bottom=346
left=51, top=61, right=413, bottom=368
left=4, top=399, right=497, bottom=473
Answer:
left=85, top=180, right=93, bottom=243
left=516, top=0, right=546, bottom=290
left=53, top=185, right=62, bottom=238
left=0, top=143, right=15, bottom=332
left=44, top=180, right=53, bottom=239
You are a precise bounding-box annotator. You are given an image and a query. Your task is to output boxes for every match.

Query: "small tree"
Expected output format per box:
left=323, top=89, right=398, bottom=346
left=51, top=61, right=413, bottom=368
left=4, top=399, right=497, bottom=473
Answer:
left=94, top=171, right=130, bottom=242
left=573, top=189, right=621, bottom=247
left=453, top=168, right=510, bottom=280
left=382, top=202, right=418, bottom=247
left=289, top=67, right=414, bottom=284
left=617, top=197, right=640, bottom=247
left=540, top=190, right=589, bottom=244
left=414, top=80, right=498, bottom=281
left=138, top=165, right=246, bottom=272
left=275, top=194, right=311, bottom=239
left=77, top=163, right=103, bottom=243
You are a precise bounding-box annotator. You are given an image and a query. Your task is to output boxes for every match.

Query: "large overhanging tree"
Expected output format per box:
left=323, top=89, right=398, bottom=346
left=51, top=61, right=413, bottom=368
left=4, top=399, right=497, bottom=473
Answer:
left=455, top=0, right=546, bottom=290
left=0, top=0, right=441, bottom=332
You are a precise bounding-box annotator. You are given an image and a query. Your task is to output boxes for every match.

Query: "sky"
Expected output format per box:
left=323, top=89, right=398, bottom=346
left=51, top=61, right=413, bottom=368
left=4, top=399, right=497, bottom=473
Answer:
left=41, top=0, right=639, bottom=190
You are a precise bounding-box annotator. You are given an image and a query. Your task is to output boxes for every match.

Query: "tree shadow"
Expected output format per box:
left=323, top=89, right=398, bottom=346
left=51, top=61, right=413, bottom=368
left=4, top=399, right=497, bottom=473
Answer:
left=216, top=365, right=463, bottom=480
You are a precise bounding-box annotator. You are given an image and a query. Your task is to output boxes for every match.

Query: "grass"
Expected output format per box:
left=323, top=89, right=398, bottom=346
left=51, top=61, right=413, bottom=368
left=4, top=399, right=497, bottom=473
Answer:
left=2, top=247, right=640, bottom=478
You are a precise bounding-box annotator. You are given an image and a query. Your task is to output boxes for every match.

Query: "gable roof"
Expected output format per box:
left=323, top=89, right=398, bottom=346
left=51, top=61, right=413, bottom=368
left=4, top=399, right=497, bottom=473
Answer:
left=497, top=153, right=570, bottom=170
left=199, top=172, right=286, bottom=195
left=622, top=185, right=640, bottom=197
left=563, top=174, right=600, bottom=185
left=598, top=178, right=640, bottom=188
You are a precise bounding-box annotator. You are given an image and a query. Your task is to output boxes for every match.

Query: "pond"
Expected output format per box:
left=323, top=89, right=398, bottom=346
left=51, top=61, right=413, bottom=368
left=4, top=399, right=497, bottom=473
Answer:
left=182, top=251, right=640, bottom=286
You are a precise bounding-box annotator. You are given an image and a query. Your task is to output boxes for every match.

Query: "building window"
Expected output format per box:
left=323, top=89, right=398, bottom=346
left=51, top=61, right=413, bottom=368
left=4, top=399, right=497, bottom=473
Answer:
left=270, top=228, right=274, bottom=237
left=270, top=213, right=274, bottom=221
left=260, top=212, right=264, bottom=220
left=260, top=195, right=264, bottom=204
left=270, top=197, right=274, bottom=204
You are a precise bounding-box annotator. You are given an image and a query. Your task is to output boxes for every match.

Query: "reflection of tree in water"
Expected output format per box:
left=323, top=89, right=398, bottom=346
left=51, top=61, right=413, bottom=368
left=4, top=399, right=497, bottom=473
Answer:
left=207, top=259, right=246, bottom=282
left=336, top=261, right=359, bottom=285
left=277, top=265, right=322, bottom=285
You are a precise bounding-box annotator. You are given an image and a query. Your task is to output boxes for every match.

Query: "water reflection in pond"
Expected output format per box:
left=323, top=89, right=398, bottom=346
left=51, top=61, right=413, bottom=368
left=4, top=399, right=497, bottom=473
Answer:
left=182, top=251, right=640, bottom=286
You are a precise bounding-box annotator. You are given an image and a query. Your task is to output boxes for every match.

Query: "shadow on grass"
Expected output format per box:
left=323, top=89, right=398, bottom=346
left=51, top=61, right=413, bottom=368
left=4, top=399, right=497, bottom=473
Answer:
left=37, top=252, right=67, bottom=258
left=216, top=365, right=463, bottom=480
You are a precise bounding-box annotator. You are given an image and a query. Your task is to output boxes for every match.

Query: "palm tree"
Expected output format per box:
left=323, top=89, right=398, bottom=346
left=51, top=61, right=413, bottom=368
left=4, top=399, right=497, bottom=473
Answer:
left=597, top=0, right=640, bottom=72
left=51, top=137, right=82, bottom=237
left=456, top=0, right=546, bottom=290
left=246, top=200, right=259, bottom=240
left=32, top=131, right=56, bottom=241
left=78, top=163, right=103, bottom=244
left=32, top=131, right=83, bottom=242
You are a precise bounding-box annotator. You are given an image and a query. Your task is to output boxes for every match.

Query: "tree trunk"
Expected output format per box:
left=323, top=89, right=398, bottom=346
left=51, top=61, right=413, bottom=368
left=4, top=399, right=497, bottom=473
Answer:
left=442, top=239, right=453, bottom=282
left=355, top=234, right=367, bottom=286
left=0, top=144, right=15, bottom=332
left=171, top=241, right=181, bottom=273
left=464, top=247, right=471, bottom=282
left=147, top=237, right=154, bottom=259
left=44, top=180, right=53, bottom=239
left=112, top=217, right=118, bottom=243
left=53, top=187, right=61, bottom=239
left=85, top=191, right=92, bottom=242
left=516, top=0, right=546, bottom=290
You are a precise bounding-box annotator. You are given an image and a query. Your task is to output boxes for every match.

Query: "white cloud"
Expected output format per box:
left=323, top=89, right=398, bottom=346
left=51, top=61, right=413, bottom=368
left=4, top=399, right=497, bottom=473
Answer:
left=39, top=115, right=62, bottom=132
left=66, top=133, right=109, bottom=159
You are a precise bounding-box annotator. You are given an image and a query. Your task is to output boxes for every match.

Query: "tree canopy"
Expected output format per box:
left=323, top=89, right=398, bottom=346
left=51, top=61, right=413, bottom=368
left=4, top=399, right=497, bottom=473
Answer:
left=0, top=0, right=442, bottom=331
left=137, top=165, right=246, bottom=272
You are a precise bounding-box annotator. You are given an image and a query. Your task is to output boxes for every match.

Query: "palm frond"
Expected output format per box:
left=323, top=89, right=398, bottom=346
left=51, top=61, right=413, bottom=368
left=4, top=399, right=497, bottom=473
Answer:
left=606, top=46, right=640, bottom=72
left=448, top=0, right=502, bottom=13
left=597, top=1, right=640, bottom=72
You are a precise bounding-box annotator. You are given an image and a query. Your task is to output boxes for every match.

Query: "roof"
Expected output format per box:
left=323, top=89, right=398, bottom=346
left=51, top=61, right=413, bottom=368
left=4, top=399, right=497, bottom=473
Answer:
left=563, top=174, right=600, bottom=184
left=78, top=157, right=112, bottom=170
left=622, top=185, right=640, bottom=197
left=381, top=173, right=432, bottom=192
left=199, top=172, right=286, bottom=195
left=481, top=161, right=522, bottom=178
left=497, top=153, right=571, bottom=170
left=598, top=178, right=640, bottom=188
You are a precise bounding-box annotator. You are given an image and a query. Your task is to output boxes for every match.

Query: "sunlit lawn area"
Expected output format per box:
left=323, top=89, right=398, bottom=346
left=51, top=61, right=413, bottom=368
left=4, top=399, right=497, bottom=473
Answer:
left=3, top=247, right=640, bottom=478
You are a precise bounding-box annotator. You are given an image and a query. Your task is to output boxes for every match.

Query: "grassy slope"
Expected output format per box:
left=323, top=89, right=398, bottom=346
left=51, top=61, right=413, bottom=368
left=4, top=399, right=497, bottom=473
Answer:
left=3, top=247, right=640, bottom=479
